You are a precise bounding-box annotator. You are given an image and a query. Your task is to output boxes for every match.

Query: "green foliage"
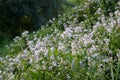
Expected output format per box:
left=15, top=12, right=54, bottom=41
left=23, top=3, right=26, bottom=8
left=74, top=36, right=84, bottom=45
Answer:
left=0, top=0, right=63, bottom=41
left=99, top=0, right=119, bottom=16
left=110, top=27, right=120, bottom=49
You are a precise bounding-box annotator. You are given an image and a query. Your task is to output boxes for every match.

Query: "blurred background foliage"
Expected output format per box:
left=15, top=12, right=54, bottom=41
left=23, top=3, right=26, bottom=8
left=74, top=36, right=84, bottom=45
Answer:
left=0, top=0, right=119, bottom=45
left=0, top=0, right=64, bottom=44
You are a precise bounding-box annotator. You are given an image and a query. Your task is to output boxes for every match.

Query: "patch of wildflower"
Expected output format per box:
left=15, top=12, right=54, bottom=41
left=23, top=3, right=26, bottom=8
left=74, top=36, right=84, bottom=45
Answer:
left=0, top=0, right=120, bottom=79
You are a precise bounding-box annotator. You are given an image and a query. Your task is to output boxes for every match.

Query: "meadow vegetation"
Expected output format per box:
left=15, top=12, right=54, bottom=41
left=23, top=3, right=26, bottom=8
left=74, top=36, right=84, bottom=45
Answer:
left=0, top=0, right=120, bottom=79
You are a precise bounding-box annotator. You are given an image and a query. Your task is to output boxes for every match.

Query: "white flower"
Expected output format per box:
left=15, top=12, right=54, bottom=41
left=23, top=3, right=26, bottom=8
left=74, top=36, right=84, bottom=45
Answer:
left=66, top=74, right=71, bottom=80
left=74, top=26, right=82, bottom=33
left=35, top=42, right=41, bottom=49
left=42, top=65, right=46, bottom=70
left=43, top=50, right=48, bottom=57
left=60, top=33, right=65, bottom=39
left=27, top=41, right=35, bottom=51
left=106, top=27, right=112, bottom=33
left=52, top=61, right=57, bottom=67
left=74, top=17, right=78, bottom=22
left=29, top=58, right=33, bottom=64
left=13, top=36, right=20, bottom=42
left=109, top=13, right=113, bottom=17
left=0, top=75, right=2, bottom=79
left=49, top=19, right=53, bottom=23
left=103, top=38, right=110, bottom=44
left=34, top=50, right=40, bottom=56
left=71, top=42, right=77, bottom=55
left=93, top=22, right=101, bottom=30
left=20, top=54, right=27, bottom=59
left=88, top=45, right=97, bottom=53
left=117, top=18, right=120, bottom=26
left=23, top=49, right=29, bottom=55
left=61, top=28, right=73, bottom=38
left=81, top=34, right=94, bottom=47
left=8, top=73, right=15, bottom=80
left=84, top=29, right=89, bottom=32
left=102, top=58, right=109, bottom=63
left=48, top=66, right=53, bottom=71
left=50, top=47, right=54, bottom=51
left=14, top=57, right=19, bottom=63
left=22, top=31, right=29, bottom=37
left=35, top=65, right=40, bottom=69
left=27, top=41, right=33, bottom=46
left=58, top=42, right=65, bottom=51
left=50, top=55, right=55, bottom=60
left=92, top=53, right=98, bottom=58
left=52, top=18, right=55, bottom=21
left=114, top=10, right=120, bottom=16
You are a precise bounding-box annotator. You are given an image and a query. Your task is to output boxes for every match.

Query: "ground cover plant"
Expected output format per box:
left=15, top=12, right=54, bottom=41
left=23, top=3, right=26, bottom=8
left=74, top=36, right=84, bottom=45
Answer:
left=0, top=0, right=120, bottom=80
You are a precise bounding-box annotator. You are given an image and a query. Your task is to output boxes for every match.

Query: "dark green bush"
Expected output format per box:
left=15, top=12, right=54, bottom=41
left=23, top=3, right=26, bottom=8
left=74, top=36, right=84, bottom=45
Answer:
left=99, top=0, right=119, bottom=16
left=0, top=0, right=63, bottom=39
